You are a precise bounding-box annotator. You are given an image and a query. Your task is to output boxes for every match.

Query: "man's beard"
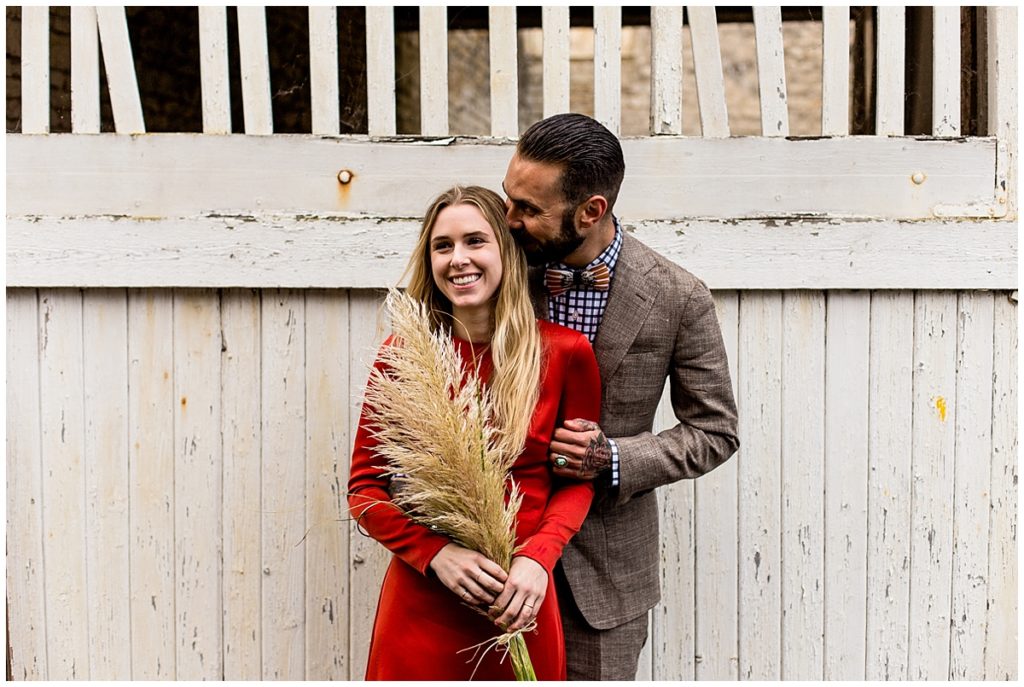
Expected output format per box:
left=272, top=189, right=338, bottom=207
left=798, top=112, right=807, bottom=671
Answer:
left=514, top=207, right=585, bottom=266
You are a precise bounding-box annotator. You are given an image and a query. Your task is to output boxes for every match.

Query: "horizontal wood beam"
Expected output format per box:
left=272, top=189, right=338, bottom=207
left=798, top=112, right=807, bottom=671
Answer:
left=6, top=134, right=1003, bottom=220
left=7, top=215, right=1016, bottom=290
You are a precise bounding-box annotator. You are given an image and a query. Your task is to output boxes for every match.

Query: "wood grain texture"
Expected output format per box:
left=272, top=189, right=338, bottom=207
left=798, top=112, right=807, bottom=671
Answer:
left=650, top=6, right=683, bottom=135
left=752, top=6, right=788, bottom=136
left=876, top=7, right=906, bottom=135
left=70, top=6, right=100, bottom=134
left=821, top=6, right=850, bottom=136
left=236, top=6, right=273, bottom=135
left=309, top=6, right=339, bottom=136
left=687, top=6, right=729, bottom=138
left=593, top=6, right=622, bottom=136
left=488, top=6, right=518, bottom=137
left=21, top=6, right=49, bottom=133
left=365, top=6, right=396, bottom=136
left=931, top=7, right=961, bottom=136
left=987, top=7, right=1017, bottom=216
left=95, top=7, right=145, bottom=133
left=418, top=6, right=448, bottom=136
left=199, top=6, right=231, bottom=134
left=541, top=6, right=570, bottom=118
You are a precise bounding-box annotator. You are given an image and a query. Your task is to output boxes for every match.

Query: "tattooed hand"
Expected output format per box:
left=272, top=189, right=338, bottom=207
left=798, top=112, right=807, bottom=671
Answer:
left=549, top=418, right=612, bottom=481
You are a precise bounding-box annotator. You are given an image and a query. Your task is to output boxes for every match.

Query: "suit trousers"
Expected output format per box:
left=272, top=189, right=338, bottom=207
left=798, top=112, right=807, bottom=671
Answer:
left=555, top=564, right=649, bottom=680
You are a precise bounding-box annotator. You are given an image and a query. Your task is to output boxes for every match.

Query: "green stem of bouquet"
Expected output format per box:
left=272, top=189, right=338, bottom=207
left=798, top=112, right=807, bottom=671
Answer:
left=508, top=634, right=537, bottom=681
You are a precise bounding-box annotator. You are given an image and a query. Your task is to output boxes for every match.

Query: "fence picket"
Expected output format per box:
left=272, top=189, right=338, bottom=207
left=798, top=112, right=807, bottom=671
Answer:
left=987, top=7, right=1017, bottom=216
left=71, top=6, right=100, bottom=133
left=199, top=6, right=231, bottom=134
left=650, top=6, right=683, bottom=135
left=593, top=6, right=622, bottom=136
left=366, top=6, right=396, bottom=136
left=752, top=7, right=788, bottom=136
left=309, top=6, right=339, bottom=136
left=419, top=6, right=449, bottom=136
left=821, top=6, right=850, bottom=135
left=95, top=6, right=145, bottom=133
left=21, top=6, right=49, bottom=133
left=688, top=6, right=729, bottom=138
left=542, top=6, right=570, bottom=117
left=876, top=7, right=906, bottom=135
left=489, top=6, right=518, bottom=137
left=237, top=6, right=273, bottom=135
left=932, top=7, right=961, bottom=136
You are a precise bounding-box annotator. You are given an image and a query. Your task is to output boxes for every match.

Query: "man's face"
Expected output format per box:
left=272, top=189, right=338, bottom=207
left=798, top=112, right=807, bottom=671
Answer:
left=502, top=154, right=584, bottom=266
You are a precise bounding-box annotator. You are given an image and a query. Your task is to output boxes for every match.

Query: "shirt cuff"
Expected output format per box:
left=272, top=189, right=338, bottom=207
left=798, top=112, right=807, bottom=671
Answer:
left=609, top=438, right=620, bottom=488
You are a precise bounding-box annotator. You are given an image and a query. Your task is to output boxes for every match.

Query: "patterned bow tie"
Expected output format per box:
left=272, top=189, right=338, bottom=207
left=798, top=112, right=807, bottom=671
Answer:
left=544, top=263, right=611, bottom=297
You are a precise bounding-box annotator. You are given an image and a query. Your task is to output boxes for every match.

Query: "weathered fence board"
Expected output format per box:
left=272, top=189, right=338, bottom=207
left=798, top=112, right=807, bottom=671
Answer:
left=95, top=6, right=145, bottom=133
left=418, top=6, right=448, bottom=136
left=541, top=6, right=570, bottom=118
left=309, top=6, right=340, bottom=136
left=932, top=7, right=961, bottom=137
left=70, top=6, right=100, bottom=134
left=876, top=7, right=906, bottom=135
left=489, top=6, right=518, bottom=137
left=687, top=6, right=728, bottom=138
left=199, top=6, right=231, bottom=134
left=593, top=6, right=622, bottom=136
left=237, top=7, right=273, bottom=135
left=752, top=7, right=788, bottom=137
left=820, top=6, right=850, bottom=136
left=650, top=6, right=683, bottom=135
left=20, top=6, right=49, bottom=133
left=365, top=6, right=396, bottom=137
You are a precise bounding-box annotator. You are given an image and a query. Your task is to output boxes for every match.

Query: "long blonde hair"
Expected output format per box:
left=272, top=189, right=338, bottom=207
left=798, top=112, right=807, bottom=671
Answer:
left=404, top=186, right=541, bottom=458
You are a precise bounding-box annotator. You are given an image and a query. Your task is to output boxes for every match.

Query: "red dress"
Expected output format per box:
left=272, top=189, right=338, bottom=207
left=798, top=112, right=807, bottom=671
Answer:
left=348, top=320, right=601, bottom=681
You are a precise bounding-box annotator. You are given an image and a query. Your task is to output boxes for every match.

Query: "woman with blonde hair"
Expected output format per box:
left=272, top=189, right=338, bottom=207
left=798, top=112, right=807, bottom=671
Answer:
left=348, top=185, right=601, bottom=680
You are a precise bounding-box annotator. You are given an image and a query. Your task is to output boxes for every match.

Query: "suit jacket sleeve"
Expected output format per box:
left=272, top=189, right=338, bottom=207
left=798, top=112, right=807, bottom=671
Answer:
left=612, top=278, right=739, bottom=506
left=516, top=332, right=599, bottom=573
left=347, top=340, right=452, bottom=575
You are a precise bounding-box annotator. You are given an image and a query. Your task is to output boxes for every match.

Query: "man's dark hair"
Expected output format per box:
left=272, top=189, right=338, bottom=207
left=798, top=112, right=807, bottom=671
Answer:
left=516, top=113, right=625, bottom=211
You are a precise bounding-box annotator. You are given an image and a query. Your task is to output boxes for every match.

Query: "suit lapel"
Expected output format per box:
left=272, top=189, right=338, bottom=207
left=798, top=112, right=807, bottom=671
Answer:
left=593, top=233, right=658, bottom=382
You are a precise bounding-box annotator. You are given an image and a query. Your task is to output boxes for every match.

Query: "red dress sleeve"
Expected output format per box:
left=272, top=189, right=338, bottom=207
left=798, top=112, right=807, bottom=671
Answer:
left=347, top=338, right=451, bottom=575
left=516, top=331, right=601, bottom=573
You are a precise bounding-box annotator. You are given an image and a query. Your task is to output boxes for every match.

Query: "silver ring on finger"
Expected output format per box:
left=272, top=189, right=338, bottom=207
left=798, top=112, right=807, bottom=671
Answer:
left=553, top=454, right=568, bottom=468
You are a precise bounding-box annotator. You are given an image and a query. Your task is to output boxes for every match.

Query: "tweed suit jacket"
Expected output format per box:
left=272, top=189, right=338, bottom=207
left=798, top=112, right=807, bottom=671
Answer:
left=530, top=231, right=739, bottom=630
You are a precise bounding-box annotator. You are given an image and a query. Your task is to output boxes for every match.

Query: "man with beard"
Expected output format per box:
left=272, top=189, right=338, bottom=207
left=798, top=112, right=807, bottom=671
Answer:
left=500, top=113, right=739, bottom=680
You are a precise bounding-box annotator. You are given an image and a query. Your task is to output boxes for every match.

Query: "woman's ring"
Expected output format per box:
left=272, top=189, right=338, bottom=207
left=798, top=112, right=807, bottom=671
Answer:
left=554, top=454, right=568, bottom=468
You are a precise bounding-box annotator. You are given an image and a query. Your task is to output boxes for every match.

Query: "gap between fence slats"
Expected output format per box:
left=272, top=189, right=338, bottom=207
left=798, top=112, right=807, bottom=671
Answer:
left=237, top=7, right=273, bottom=135
left=309, top=7, right=340, bottom=136
left=593, top=6, right=622, bottom=136
left=261, top=290, right=307, bottom=679
left=418, top=6, right=449, bottom=136
left=932, top=8, right=961, bottom=136
left=365, top=6, right=396, bottom=137
left=821, top=6, right=850, bottom=136
left=95, top=7, right=145, bottom=133
left=865, top=291, right=914, bottom=680
left=542, top=6, right=570, bottom=118
left=687, top=6, right=729, bottom=138
left=221, top=289, right=263, bottom=679
left=907, top=292, right=957, bottom=679
left=71, top=6, right=100, bottom=133
left=752, top=7, right=788, bottom=137
left=987, top=7, right=1017, bottom=216
left=949, top=291, right=994, bottom=679
left=694, top=292, right=739, bottom=680
left=650, top=6, right=683, bottom=135
left=984, top=294, right=1018, bottom=680
left=199, top=7, right=231, bottom=134
left=737, top=291, right=782, bottom=679
left=21, top=6, right=49, bottom=133
left=127, top=290, right=176, bottom=678
left=304, top=291, right=351, bottom=679
left=173, top=290, right=224, bottom=679
left=83, top=290, right=131, bottom=679
left=876, top=7, right=906, bottom=135
left=780, top=291, right=825, bottom=679
left=489, top=6, right=518, bottom=137
left=6, top=291, right=47, bottom=680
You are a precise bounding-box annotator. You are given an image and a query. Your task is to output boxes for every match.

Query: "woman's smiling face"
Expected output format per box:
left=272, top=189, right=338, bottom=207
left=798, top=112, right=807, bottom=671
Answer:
left=429, top=202, right=503, bottom=319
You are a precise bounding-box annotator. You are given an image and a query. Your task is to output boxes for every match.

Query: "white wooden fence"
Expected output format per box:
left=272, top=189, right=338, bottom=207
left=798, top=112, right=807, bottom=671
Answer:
left=6, top=6, right=1017, bottom=680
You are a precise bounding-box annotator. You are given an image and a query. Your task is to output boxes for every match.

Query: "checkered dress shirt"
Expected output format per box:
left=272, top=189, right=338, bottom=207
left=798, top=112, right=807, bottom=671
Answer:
left=545, top=219, right=624, bottom=486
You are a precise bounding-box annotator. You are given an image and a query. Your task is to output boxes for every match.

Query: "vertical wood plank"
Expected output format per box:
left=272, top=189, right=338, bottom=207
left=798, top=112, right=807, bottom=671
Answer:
left=542, top=6, right=570, bottom=117
left=984, top=293, right=1018, bottom=680
left=71, top=6, right=100, bottom=133
left=82, top=290, right=131, bottom=679
left=593, top=6, right=622, bottom=136
left=948, top=291, right=994, bottom=679
left=695, top=291, right=739, bottom=680
left=823, top=291, right=870, bottom=680
left=907, top=291, right=957, bottom=679
left=199, top=6, right=231, bottom=134
left=39, top=290, right=90, bottom=679
left=821, top=6, right=850, bottom=136
left=309, top=6, right=340, bottom=136
left=876, top=7, right=906, bottom=135
left=752, top=7, right=788, bottom=136
left=865, top=291, right=914, bottom=680
left=931, top=7, right=961, bottom=136
left=780, top=291, right=825, bottom=680
left=128, top=289, right=176, bottom=679
left=221, top=289, right=263, bottom=679
left=261, top=290, right=307, bottom=679
left=95, top=6, right=145, bottom=133
left=489, top=6, right=518, bottom=137
left=365, top=6, right=396, bottom=137
left=987, top=7, right=1017, bottom=216
left=173, top=290, right=223, bottom=679
left=304, top=291, right=351, bottom=680
left=21, top=5, right=49, bottom=133
left=652, top=383, right=694, bottom=680
left=687, top=6, right=729, bottom=138
left=348, top=290, right=390, bottom=679
left=237, top=6, right=274, bottom=135
left=418, top=6, right=449, bottom=136
left=737, top=291, right=782, bottom=680
left=6, top=290, right=48, bottom=680
left=650, top=6, right=683, bottom=135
